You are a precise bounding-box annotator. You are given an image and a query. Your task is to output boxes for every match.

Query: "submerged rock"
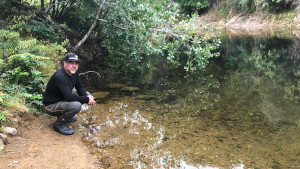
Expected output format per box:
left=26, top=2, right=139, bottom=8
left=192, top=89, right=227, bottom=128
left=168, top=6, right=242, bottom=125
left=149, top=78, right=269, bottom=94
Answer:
left=91, top=91, right=110, bottom=100
left=135, top=95, right=158, bottom=100
left=272, top=164, right=281, bottom=169
left=120, top=87, right=139, bottom=92
left=277, top=120, right=297, bottom=127
left=108, top=83, right=126, bottom=89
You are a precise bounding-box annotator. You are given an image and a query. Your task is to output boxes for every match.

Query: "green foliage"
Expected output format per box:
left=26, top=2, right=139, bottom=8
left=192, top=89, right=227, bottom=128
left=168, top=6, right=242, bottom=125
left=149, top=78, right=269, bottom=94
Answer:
left=166, top=16, right=221, bottom=72
left=62, top=0, right=98, bottom=33
left=219, top=2, right=230, bottom=18
left=0, top=30, right=20, bottom=59
left=0, top=111, right=6, bottom=127
left=175, top=0, right=211, bottom=15
left=228, top=0, right=256, bottom=13
left=0, top=29, right=65, bottom=111
left=0, top=0, right=19, bottom=19
left=262, top=0, right=292, bottom=13
left=9, top=16, right=64, bottom=43
left=97, top=0, right=220, bottom=82
left=1, top=53, right=49, bottom=107
left=271, top=10, right=295, bottom=22
left=223, top=0, right=295, bottom=14
left=0, top=59, right=4, bottom=71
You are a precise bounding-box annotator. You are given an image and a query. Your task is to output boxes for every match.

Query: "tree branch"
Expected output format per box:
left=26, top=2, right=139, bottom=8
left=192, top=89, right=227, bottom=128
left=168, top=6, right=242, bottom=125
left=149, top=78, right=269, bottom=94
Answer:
left=149, top=28, right=190, bottom=48
left=45, top=0, right=55, bottom=13
left=72, top=0, right=107, bottom=52
left=79, top=71, right=102, bottom=81
left=98, top=19, right=127, bottom=30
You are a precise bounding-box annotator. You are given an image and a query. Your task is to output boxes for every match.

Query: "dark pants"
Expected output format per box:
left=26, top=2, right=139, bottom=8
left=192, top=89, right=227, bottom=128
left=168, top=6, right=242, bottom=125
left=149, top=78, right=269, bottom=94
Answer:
left=44, top=101, right=82, bottom=121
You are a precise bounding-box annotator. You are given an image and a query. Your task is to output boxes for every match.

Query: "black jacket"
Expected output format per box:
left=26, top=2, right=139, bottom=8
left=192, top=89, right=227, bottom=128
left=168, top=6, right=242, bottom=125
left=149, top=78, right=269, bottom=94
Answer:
left=43, top=68, right=89, bottom=106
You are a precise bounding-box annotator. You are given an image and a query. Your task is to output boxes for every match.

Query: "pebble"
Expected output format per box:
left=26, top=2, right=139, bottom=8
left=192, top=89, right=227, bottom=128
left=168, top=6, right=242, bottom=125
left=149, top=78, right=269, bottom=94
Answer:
left=82, top=120, right=89, bottom=126
left=237, top=159, right=244, bottom=163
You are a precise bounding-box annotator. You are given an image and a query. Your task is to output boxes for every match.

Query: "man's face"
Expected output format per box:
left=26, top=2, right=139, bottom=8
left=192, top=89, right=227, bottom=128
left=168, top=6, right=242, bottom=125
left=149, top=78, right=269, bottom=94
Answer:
left=64, top=61, right=79, bottom=75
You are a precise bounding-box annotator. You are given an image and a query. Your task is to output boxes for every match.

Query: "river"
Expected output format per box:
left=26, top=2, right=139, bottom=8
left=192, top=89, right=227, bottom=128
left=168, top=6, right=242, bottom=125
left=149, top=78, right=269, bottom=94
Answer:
left=79, top=30, right=300, bottom=169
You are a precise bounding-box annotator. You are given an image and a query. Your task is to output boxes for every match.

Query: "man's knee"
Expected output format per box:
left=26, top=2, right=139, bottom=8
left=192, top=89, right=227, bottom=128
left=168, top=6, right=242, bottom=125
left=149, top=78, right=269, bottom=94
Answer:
left=69, top=101, right=82, bottom=113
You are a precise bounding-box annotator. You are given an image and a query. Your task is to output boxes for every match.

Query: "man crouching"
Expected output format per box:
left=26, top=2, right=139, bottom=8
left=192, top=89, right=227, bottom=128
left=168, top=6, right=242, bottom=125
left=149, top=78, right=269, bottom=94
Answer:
left=43, top=53, right=96, bottom=135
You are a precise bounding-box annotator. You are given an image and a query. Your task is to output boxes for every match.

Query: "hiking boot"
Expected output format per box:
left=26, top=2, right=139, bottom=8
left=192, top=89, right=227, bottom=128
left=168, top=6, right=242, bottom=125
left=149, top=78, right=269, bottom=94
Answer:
left=66, top=116, right=77, bottom=122
left=53, top=121, right=74, bottom=135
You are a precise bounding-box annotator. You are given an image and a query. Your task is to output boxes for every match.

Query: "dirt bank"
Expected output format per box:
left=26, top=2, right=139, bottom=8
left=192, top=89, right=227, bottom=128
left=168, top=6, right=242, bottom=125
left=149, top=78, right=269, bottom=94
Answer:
left=0, top=113, right=102, bottom=169
left=197, top=11, right=300, bottom=37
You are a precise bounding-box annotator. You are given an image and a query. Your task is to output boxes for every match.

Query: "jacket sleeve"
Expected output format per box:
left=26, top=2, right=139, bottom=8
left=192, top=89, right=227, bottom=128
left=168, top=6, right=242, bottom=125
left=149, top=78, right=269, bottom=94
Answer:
left=55, top=73, right=89, bottom=104
left=75, top=74, right=88, bottom=97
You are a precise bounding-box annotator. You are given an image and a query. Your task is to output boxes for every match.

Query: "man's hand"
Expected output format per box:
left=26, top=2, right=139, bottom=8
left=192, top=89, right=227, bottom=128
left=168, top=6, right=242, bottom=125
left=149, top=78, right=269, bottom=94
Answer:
left=88, top=95, right=96, bottom=105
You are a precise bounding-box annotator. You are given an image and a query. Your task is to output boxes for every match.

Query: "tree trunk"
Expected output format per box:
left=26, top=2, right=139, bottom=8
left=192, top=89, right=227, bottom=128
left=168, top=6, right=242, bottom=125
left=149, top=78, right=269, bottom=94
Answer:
left=72, top=0, right=107, bottom=52
left=41, top=0, right=44, bottom=11
left=45, top=0, right=54, bottom=13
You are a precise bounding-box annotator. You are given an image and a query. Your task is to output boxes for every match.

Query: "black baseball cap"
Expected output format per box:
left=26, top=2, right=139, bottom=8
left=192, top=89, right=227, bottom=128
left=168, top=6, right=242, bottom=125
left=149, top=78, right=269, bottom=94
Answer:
left=64, top=53, right=79, bottom=62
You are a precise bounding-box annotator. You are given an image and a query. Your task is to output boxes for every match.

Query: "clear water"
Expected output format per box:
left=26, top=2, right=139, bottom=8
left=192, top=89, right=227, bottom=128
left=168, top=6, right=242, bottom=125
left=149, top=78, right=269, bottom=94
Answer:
left=80, top=32, right=300, bottom=169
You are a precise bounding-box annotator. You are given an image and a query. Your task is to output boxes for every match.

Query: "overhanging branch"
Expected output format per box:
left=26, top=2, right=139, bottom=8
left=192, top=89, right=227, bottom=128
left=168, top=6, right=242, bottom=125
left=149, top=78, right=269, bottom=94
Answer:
left=72, top=0, right=107, bottom=52
left=98, top=19, right=127, bottom=30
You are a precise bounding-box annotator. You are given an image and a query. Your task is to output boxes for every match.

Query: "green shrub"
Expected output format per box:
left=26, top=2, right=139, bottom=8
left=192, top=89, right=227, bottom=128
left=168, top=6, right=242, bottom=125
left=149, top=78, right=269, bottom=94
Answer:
left=0, top=30, right=20, bottom=59
left=37, top=42, right=67, bottom=60
left=225, top=0, right=295, bottom=14
left=1, top=53, right=50, bottom=108
left=0, top=27, right=65, bottom=111
left=229, top=0, right=256, bottom=13
left=0, top=0, right=19, bottom=19
left=0, top=111, right=6, bottom=127
left=219, top=2, right=230, bottom=18
left=0, top=59, right=4, bottom=71
left=175, top=0, right=211, bottom=15
left=0, top=29, right=65, bottom=74
left=262, top=0, right=293, bottom=13
left=9, top=16, right=64, bottom=43
left=5, top=53, right=49, bottom=89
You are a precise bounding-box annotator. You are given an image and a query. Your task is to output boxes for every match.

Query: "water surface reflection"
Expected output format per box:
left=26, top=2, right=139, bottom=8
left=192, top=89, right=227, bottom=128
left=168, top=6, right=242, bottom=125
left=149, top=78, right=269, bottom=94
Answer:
left=81, top=32, right=300, bottom=169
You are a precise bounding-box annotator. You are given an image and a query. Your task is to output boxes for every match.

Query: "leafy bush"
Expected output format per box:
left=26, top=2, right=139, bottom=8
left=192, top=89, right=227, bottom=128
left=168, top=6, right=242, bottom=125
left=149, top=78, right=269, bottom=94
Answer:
left=1, top=53, right=50, bottom=107
left=9, top=16, right=64, bottom=43
left=175, top=0, right=211, bottom=15
left=100, top=0, right=220, bottom=83
left=0, top=0, right=19, bottom=19
left=228, top=0, right=256, bottom=13
left=0, top=111, right=6, bottom=127
left=262, top=0, right=293, bottom=13
left=0, top=30, right=20, bottom=59
left=219, top=2, right=230, bottom=18
left=0, top=59, right=4, bottom=71
left=224, top=0, right=295, bottom=14
left=0, top=29, right=66, bottom=110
